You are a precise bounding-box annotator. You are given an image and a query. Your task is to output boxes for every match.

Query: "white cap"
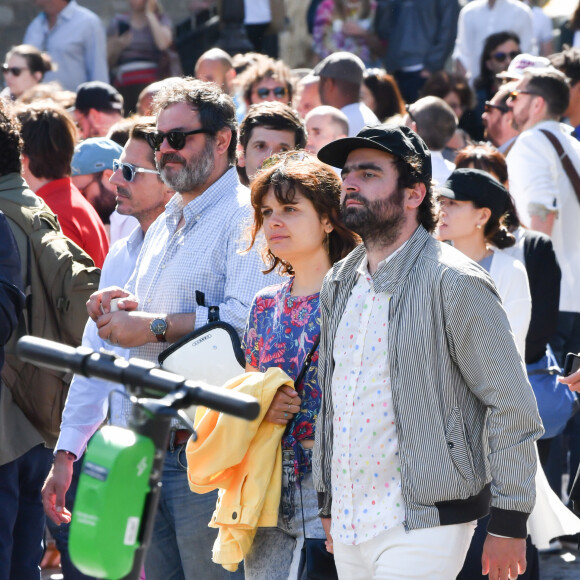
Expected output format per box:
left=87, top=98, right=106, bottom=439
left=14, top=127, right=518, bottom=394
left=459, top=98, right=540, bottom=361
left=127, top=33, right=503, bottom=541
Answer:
left=497, top=54, right=552, bottom=80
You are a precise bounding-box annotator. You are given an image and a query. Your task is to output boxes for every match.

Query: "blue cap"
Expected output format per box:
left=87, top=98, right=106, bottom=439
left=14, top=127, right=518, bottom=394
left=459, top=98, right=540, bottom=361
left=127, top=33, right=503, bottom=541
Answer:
left=71, top=138, right=123, bottom=176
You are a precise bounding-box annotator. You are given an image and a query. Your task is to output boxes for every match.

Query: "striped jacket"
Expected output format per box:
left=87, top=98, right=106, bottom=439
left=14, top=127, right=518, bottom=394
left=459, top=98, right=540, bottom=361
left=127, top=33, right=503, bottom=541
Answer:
left=313, top=225, right=544, bottom=538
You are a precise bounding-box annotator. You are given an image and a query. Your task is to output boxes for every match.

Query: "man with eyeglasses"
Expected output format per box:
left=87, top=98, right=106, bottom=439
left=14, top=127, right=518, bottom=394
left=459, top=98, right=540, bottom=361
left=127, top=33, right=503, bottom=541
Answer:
left=482, top=84, right=519, bottom=155
left=70, top=137, right=125, bottom=240
left=83, top=78, right=278, bottom=579
left=41, top=117, right=174, bottom=579
left=506, top=68, right=580, bottom=371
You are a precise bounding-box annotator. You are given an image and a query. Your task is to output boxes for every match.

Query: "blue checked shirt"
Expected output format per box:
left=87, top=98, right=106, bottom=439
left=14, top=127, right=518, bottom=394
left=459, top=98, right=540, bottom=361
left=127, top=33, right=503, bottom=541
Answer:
left=126, top=167, right=279, bottom=364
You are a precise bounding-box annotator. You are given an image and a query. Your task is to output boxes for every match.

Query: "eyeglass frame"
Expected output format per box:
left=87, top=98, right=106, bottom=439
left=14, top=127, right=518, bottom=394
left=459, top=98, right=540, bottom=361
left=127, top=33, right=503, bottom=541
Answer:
left=255, top=86, right=288, bottom=99
left=145, top=128, right=215, bottom=151
left=2, top=64, right=29, bottom=77
left=113, top=160, right=159, bottom=182
left=260, top=150, right=308, bottom=170
left=508, top=89, right=541, bottom=102
left=484, top=101, right=510, bottom=114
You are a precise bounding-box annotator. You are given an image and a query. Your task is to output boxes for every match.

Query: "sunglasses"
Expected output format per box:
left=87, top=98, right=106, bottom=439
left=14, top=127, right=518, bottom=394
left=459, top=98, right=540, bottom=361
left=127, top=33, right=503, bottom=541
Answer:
left=261, top=151, right=308, bottom=170
left=255, top=86, right=288, bottom=99
left=145, top=128, right=214, bottom=151
left=2, top=64, right=28, bottom=76
left=113, top=160, right=159, bottom=182
left=508, top=90, right=540, bottom=102
left=492, top=51, right=520, bottom=63
left=484, top=101, right=509, bottom=114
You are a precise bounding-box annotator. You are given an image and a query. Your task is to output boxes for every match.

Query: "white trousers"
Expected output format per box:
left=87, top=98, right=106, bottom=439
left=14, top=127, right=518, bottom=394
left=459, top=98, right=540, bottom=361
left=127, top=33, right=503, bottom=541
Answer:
left=333, top=521, right=477, bottom=580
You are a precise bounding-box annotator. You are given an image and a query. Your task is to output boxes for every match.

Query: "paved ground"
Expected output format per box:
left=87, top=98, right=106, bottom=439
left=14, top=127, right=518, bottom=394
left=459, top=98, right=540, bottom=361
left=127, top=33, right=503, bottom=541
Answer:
left=41, top=548, right=580, bottom=579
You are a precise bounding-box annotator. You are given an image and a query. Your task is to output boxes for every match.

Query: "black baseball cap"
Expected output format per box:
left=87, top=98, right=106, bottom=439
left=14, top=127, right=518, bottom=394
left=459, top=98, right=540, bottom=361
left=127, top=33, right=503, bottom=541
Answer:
left=74, top=81, right=124, bottom=114
left=317, top=124, right=432, bottom=182
left=439, top=168, right=509, bottom=218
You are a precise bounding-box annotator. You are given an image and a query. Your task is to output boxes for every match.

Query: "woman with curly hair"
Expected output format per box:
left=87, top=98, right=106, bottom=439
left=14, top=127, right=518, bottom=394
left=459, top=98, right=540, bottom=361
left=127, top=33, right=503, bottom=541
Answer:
left=243, top=151, right=358, bottom=579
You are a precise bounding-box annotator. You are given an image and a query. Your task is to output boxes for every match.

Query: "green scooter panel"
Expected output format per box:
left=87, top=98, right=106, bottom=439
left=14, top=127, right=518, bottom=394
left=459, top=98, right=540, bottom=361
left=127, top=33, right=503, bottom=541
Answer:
left=69, top=425, right=155, bottom=579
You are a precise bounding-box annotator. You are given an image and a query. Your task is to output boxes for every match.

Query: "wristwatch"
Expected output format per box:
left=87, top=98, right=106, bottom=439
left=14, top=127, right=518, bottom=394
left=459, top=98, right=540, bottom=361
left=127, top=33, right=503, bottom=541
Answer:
left=150, top=317, right=168, bottom=342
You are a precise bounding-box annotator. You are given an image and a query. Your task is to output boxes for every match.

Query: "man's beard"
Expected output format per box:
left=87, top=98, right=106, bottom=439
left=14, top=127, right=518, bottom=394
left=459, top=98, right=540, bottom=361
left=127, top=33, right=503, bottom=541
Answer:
left=157, top=138, right=215, bottom=192
left=340, top=188, right=406, bottom=248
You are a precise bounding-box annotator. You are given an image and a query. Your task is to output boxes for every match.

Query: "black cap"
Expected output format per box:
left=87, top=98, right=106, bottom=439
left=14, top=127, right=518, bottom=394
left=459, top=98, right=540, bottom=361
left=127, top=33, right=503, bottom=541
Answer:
left=317, top=124, right=432, bottom=182
left=439, top=168, right=509, bottom=218
left=75, top=81, right=124, bottom=114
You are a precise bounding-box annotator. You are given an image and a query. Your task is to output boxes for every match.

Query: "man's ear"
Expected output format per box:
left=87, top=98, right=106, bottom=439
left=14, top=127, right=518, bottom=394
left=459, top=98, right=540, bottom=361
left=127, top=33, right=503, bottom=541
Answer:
left=406, top=182, right=426, bottom=210
left=214, top=126, right=232, bottom=157
left=236, top=143, right=246, bottom=168
left=101, top=169, right=115, bottom=190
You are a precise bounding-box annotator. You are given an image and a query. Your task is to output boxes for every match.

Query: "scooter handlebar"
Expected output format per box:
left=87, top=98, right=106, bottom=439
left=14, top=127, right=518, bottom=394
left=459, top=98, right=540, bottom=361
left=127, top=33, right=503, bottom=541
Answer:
left=16, top=336, right=260, bottom=421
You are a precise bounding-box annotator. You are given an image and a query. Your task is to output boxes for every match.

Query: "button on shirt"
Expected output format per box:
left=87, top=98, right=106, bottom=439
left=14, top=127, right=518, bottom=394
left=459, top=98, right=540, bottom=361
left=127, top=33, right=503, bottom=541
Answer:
left=126, top=167, right=277, bottom=364
left=24, top=0, right=108, bottom=91
left=331, top=256, right=405, bottom=545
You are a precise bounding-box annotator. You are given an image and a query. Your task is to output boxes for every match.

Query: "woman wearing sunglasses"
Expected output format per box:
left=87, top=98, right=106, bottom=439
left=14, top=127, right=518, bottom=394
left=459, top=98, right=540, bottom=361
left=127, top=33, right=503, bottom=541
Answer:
left=1, top=44, right=56, bottom=102
left=243, top=151, right=358, bottom=579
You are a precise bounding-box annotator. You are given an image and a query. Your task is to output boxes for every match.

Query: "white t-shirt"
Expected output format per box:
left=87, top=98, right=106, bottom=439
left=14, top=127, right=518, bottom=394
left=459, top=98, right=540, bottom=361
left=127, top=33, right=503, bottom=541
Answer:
left=244, top=0, right=271, bottom=25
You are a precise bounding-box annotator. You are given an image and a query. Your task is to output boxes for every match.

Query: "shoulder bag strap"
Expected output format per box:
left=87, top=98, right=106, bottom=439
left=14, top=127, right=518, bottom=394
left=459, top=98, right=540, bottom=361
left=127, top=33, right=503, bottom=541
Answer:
left=539, top=129, right=580, bottom=205
left=294, top=336, right=321, bottom=389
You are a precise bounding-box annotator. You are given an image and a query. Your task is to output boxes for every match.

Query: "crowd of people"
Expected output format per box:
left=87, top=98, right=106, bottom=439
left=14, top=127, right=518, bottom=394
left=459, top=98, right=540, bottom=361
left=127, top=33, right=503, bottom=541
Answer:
left=1, top=1, right=580, bottom=579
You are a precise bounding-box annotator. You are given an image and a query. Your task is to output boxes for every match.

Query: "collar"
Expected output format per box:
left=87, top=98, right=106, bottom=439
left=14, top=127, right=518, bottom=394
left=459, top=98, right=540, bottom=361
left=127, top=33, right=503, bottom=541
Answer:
left=126, top=226, right=145, bottom=258
left=164, top=166, right=239, bottom=230
left=333, top=226, right=431, bottom=295
left=41, top=0, right=76, bottom=26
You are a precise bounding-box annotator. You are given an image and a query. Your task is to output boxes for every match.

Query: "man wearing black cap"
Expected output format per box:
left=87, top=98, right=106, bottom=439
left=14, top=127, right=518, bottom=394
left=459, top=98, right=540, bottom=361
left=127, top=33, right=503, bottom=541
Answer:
left=312, top=52, right=378, bottom=137
left=73, top=81, right=125, bottom=141
left=312, top=124, right=543, bottom=579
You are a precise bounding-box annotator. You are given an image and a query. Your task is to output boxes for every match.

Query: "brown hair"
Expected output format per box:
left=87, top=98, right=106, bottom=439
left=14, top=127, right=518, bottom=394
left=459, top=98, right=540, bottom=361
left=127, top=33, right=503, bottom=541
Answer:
left=247, top=151, right=359, bottom=274
left=6, top=44, right=56, bottom=77
left=240, top=57, right=294, bottom=107
left=0, top=102, right=23, bottom=176
left=454, top=144, right=508, bottom=186
left=363, top=69, right=406, bottom=121
left=16, top=102, right=77, bottom=179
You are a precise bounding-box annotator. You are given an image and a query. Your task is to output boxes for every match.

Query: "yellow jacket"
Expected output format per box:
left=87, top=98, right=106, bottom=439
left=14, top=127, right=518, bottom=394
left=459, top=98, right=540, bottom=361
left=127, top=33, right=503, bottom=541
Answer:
left=186, top=367, right=293, bottom=571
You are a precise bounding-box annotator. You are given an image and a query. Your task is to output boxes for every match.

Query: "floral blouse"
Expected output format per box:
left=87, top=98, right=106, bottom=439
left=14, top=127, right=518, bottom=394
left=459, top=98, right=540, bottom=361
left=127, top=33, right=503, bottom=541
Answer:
left=243, top=278, right=321, bottom=476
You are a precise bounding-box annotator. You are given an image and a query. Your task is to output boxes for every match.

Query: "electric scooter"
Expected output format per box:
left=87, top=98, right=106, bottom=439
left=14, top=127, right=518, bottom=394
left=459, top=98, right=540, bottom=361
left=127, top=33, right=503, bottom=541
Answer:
left=17, top=336, right=260, bottom=580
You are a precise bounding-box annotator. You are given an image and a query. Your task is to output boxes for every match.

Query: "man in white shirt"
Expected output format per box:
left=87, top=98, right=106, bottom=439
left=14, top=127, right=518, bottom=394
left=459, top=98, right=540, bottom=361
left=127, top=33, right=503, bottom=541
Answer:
left=506, top=68, right=580, bottom=365
left=405, top=96, right=457, bottom=185
left=312, top=52, right=379, bottom=137
left=454, top=0, right=535, bottom=84
left=41, top=118, right=174, bottom=579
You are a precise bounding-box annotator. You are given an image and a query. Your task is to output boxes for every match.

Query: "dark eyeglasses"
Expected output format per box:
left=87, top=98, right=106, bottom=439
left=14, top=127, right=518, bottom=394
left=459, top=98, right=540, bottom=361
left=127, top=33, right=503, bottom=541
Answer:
left=145, top=128, right=214, bottom=151
left=113, top=160, right=159, bottom=182
left=508, top=90, right=540, bottom=102
left=255, top=86, right=288, bottom=99
left=484, top=101, right=509, bottom=114
left=2, top=64, right=28, bottom=76
left=491, top=51, right=520, bottom=63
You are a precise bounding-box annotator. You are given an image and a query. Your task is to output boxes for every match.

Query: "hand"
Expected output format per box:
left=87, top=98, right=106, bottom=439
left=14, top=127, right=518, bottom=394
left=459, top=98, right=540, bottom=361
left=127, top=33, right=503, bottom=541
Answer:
left=42, top=452, right=74, bottom=525
left=482, top=535, right=526, bottom=580
left=342, top=20, right=367, bottom=38
left=321, top=517, right=334, bottom=554
left=558, top=367, right=580, bottom=392
left=264, top=385, right=301, bottom=425
left=87, top=286, right=137, bottom=321
left=146, top=0, right=158, bottom=14
left=96, top=310, right=156, bottom=348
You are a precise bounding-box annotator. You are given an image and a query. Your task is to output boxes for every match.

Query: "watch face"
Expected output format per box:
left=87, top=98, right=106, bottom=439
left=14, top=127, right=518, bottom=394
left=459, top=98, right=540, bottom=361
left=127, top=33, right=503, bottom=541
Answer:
left=151, top=318, right=167, bottom=335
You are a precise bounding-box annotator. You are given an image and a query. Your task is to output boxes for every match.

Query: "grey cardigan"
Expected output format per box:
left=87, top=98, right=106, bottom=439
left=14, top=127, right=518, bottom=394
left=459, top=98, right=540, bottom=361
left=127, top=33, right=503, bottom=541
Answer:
left=313, top=226, right=544, bottom=538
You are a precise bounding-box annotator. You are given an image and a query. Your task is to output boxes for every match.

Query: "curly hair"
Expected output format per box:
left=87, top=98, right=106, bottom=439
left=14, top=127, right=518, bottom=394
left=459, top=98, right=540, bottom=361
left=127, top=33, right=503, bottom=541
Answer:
left=151, top=77, right=238, bottom=164
left=0, top=103, right=23, bottom=176
left=239, top=57, right=294, bottom=107
left=247, top=151, right=359, bottom=275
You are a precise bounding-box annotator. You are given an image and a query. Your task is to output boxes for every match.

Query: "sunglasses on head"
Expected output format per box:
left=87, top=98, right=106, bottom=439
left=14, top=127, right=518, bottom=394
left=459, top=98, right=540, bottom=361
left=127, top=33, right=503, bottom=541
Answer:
left=113, top=160, right=159, bottom=182
left=2, top=64, right=27, bottom=76
left=261, top=151, right=308, bottom=170
left=484, top=101, right=509, bottom=114
left=255, top=86, right=288, bottom=99
left=491, top=51, right=520, bottom=63
left=145, top=128, right=214, bottom=151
